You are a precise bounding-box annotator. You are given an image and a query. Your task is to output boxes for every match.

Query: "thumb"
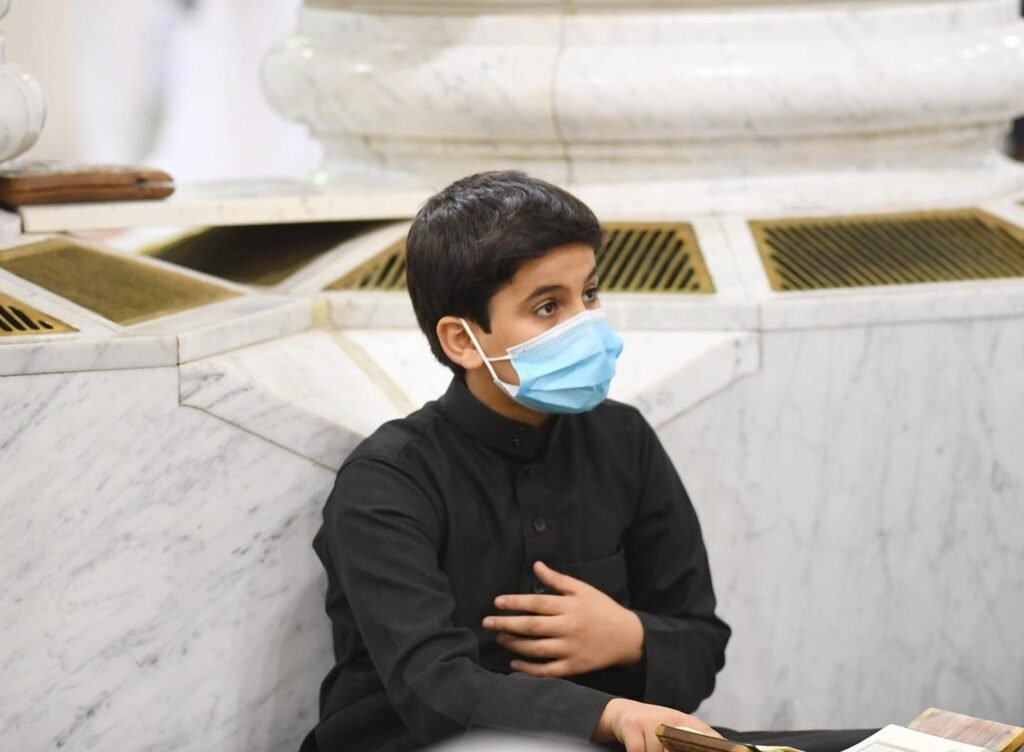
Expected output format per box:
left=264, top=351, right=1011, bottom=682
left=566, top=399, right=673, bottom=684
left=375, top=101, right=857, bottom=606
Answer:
left=534, top=560, right=581, bottom=594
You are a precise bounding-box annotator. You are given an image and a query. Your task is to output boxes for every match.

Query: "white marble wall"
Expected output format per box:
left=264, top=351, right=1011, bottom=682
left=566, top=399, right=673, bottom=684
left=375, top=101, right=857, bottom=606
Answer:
left=681, top=319, right=1024, bottom=730
left=2, top=191, right=1024, bottom=749
left=0, top=319, right=759, bottom=751
left=4, top=298, right=1019, bottom=748
left=0, top=366, right=335, bottom=752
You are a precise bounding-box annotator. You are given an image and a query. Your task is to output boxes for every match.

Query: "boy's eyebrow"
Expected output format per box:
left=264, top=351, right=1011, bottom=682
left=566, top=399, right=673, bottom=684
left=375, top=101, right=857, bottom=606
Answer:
left=522, top=266, right=600, bottom=302
left=524, top=284, right=564, bottom=302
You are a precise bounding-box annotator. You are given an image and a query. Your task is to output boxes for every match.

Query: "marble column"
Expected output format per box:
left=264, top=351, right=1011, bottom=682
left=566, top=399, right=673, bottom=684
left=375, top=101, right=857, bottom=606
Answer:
left=263, top=0, right=1024, bottom=204
left=0, top=0, right=46, bottom=164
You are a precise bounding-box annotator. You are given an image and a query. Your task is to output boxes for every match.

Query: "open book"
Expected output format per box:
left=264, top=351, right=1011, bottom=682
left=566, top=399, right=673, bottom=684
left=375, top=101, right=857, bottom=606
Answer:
left=657, top=709, right=1024, bottom=752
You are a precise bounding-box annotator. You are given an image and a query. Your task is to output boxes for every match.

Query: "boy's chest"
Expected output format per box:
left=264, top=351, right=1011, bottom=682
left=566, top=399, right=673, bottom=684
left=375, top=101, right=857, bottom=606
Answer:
left=436, top=447, right=639, bottom=637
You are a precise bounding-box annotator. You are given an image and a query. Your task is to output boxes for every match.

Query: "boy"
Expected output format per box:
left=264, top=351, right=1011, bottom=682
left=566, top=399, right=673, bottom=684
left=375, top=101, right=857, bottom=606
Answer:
left=304, top=171, right=731, bottom=752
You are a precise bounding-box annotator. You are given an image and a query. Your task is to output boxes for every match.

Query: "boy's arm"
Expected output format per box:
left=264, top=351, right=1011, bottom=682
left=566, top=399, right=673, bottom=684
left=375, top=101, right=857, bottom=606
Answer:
left=622, top=421, right=732, bottom=711
left=323, top=457, right=613, bottom=745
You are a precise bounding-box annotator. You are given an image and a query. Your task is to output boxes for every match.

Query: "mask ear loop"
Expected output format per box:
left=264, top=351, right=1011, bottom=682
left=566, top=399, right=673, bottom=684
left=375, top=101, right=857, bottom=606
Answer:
left=459, top=318, right=511, bottom=385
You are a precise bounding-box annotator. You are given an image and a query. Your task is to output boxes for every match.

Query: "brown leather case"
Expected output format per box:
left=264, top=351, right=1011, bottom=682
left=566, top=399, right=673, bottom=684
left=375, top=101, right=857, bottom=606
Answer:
left=0, top=162, right=175, bottom=208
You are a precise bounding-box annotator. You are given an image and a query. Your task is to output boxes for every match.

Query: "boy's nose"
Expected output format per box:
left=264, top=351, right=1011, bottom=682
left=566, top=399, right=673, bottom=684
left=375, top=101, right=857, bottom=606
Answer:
left=567, top=300, right=593, bottom=317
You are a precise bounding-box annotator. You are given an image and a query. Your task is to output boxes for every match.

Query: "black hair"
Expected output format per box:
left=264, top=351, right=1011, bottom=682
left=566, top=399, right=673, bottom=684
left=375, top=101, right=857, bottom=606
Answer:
left=405, top=171, right=604, bottom=375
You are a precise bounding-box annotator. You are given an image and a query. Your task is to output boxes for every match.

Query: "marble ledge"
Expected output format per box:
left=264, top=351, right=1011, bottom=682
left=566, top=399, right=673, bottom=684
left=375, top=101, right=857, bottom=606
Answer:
left=0, top=296, right=312, bottom=377
left=176, top=328, right=760, bottom=469
left=18, top=180, right=429, bottom=233
left=388, top=326, right=761, bottom=432
left=0, top=334, right=178, bottom=378
left=610, top=330, right=759, bottom=429
left=0, top=209, right=20, bottom=240
left=758, top=278, right=1024, bottom=331
left=130, top=295, right=314, bottom=365
left=19, top=165, right=1024, bottom=237
left=344, top=328, right=761, bottom=431
left=179, top=329, right=409, bottom=470
left=574, top=165, right=1024, bottom=217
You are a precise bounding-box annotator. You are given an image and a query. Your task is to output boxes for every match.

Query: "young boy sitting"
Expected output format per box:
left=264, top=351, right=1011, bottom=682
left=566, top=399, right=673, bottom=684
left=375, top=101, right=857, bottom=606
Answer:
left=302, top=171, right=732, bottom=752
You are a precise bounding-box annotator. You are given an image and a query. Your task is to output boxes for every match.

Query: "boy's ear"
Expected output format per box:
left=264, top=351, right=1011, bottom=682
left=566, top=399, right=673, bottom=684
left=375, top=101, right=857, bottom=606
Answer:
left=436, top=316, right=485, bottom=372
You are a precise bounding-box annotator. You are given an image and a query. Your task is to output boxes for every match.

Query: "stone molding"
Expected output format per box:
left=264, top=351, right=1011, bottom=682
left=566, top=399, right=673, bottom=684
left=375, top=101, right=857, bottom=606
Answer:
left=262, top=0, right=1024, bottom=186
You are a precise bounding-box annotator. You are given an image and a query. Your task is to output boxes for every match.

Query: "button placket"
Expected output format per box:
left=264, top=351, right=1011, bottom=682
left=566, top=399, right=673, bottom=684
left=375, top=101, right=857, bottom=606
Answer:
left=512, top=425, right=529, bottom=451
left=517, top=464, right=552, bottom=594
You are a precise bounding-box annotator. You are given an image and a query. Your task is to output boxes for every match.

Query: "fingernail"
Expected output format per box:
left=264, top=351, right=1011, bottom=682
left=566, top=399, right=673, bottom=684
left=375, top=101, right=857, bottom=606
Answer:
left=494, top=596, right=506, bottom=607
left=482, top=617, right=494, bottom=628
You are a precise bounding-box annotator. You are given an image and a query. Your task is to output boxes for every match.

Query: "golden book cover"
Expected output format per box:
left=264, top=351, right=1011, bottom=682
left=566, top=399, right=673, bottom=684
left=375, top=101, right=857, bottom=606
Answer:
left=657, top=712, right=1022, bottom=752
left=655, top=725, right=801, bottom=752
left=909, top=708, right=1024, bottom=752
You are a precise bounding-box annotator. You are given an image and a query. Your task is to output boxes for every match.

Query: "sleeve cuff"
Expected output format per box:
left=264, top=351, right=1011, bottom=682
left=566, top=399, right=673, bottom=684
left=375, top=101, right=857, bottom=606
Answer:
left=634, top=609, right=716, bottom=711
left=468, top=672, right=615, bottom=743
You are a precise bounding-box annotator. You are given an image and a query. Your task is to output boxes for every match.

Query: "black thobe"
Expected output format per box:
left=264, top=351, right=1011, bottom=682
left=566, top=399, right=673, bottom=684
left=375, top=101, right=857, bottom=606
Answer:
left=304, top=377, right=730, bottom=751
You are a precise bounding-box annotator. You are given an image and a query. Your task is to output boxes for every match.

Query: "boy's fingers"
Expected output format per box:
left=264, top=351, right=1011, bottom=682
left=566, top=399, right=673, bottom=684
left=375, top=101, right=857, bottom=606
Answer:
left=493, top=594, right=564, bottom=614
left=622, top=727, right=645, bottom=752
left=481, top=614, right=556, bottom=636
left=496, top=635, right=566, bottom=659
left=533, top=560, right=581, bottom=594
left=644, top=729, right=665, bottom=752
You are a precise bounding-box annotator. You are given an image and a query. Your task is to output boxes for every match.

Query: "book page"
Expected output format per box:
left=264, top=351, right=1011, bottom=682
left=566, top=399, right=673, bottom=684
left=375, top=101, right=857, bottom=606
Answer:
left=846, top=725, right=992, bottom=752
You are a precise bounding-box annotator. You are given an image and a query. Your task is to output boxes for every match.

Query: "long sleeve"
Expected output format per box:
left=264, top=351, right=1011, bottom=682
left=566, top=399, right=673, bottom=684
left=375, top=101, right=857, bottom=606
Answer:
left=323, top=457, right=614, bottom=746
left=622, top=424, right=731, bottom=711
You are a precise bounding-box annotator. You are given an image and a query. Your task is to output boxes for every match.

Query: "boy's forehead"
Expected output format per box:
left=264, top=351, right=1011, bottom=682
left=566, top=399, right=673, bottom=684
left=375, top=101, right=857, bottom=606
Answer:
left=508, top=243, right=597, bottom=288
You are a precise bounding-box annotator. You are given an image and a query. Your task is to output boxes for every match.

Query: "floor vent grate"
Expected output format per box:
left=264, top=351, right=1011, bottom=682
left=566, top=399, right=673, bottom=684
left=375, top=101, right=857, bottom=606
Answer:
left=751, top=209, right=1024, bottom=291
left=0, top=238, right=240, bottom=326
left=147, top=221, right=379, bottom=287
left=327, top=222, right=715, bottom=294
left=0, top=291, right=76, bottom=337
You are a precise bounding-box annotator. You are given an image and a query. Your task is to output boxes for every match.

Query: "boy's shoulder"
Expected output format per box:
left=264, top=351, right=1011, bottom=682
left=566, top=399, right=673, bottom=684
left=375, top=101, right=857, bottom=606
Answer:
left=341, top=399, right=445, bottom=470
left=595, top=397, right=644, bottom=418
left=589, top=397, right=653, bottom=436
left=570, top=398, right=661, bottom=462
left=339, top=397, right=456, bottom=473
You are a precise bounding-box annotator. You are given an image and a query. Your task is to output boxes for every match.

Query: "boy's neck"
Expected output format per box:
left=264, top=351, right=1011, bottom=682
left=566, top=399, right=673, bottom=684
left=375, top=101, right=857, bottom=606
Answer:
left=464, top=369, right=555, bottom=432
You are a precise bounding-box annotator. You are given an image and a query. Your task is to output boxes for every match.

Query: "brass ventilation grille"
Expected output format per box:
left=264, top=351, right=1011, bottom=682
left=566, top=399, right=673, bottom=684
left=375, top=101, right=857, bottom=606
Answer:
left=0, top=238, right=240, bottom=326
left=326, top=223, right=714, bottom=293
left=326, top=238, right=407, bottom=291
left=0, top=291, right=76, bottom=337
left=751, top=209, right=1024, bottom=292
left=147, top=221, right=380, bottom=287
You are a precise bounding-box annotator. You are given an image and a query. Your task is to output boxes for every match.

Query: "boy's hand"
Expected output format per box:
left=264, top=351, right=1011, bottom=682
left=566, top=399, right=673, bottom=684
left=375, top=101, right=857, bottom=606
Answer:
left=593, top=697, right=722, bottom=752
left=482, top=560, right=644, bottom=677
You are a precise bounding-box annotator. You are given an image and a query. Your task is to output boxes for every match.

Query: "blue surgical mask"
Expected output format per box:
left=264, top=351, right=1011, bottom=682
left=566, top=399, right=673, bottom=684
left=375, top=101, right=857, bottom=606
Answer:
left=460, top=309, right=624, bottom=414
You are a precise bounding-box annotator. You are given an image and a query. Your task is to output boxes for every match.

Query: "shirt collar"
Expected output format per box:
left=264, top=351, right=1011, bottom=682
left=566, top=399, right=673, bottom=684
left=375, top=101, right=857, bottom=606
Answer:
left=438, top=377, right=553, bottom=461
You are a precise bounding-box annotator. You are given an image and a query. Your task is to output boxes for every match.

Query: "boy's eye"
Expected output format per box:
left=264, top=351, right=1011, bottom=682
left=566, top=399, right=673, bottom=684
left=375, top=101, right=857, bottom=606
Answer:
left=536, top=301, right=557, bottom=317
left=583, top=287, right=599, bottom=303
